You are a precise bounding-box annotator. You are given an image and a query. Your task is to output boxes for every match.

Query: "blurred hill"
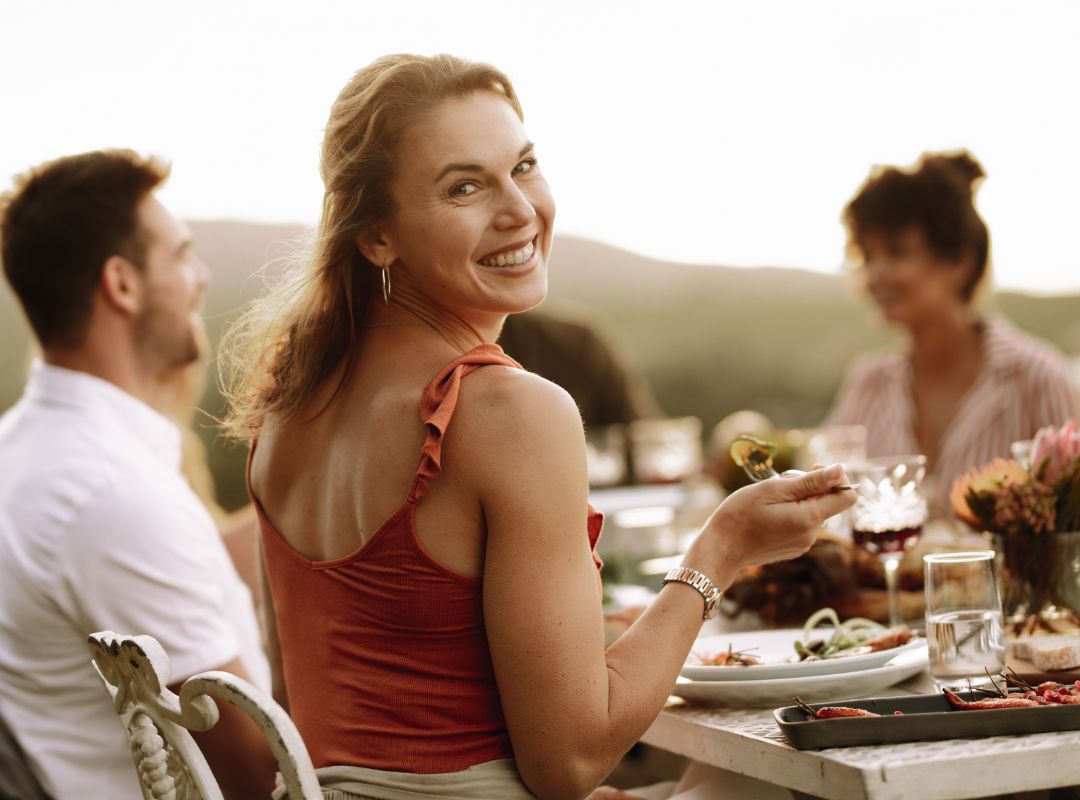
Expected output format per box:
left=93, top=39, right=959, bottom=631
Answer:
left=2, top=221, right=1078, bottom=510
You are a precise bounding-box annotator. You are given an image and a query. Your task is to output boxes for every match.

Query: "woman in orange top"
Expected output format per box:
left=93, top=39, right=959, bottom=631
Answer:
left=223, top=54, right=854, bottom=800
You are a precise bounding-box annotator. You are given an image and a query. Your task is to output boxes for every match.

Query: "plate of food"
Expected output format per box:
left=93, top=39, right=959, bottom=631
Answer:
left=682, top=608, right=923, bottom=682
left=672, top=645, right=928, bottom=707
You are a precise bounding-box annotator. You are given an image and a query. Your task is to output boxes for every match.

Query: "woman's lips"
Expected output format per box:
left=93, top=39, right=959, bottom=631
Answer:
left=477, top=237, right=536, bottom=268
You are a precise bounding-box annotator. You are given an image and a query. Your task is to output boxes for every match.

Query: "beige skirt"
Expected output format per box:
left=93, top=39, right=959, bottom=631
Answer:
left=274, top=759, right=537, bottom=800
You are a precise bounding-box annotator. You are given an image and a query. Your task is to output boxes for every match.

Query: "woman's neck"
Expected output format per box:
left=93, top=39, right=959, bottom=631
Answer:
left=365, top=280, right=503, bottom=354
left=908, top=308, right=982, bottom=377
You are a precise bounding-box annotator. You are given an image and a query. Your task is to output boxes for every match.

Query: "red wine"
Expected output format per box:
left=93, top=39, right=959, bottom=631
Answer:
left=853, top=525, right=922, bottom=555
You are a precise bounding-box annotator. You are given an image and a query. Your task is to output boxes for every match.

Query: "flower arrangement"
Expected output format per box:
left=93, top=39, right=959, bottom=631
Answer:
left=950, top=420, right=1080, bottom=535
left=950, top=420, right=1080, bottom=635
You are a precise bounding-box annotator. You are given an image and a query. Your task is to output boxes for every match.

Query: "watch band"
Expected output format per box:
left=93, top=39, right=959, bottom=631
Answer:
left=663, top=566, right=722, bottom=620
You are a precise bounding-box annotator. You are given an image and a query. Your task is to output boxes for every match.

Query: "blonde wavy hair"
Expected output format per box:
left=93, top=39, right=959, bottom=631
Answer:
left=221, top=54, right=522, bottom=440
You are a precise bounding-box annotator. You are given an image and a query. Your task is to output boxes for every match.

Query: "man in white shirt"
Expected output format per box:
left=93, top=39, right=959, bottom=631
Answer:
left=0, top=150, right=274, bottom=799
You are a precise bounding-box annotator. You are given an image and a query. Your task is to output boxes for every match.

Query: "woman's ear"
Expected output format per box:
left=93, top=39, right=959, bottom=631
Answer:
left=355, top=228, right=397, bottom=269
left=98, top=255, right=143, bottom=316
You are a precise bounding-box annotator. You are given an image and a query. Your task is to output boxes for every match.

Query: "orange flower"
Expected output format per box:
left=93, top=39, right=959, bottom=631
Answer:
left=949, top=458, right=1027, bottom=527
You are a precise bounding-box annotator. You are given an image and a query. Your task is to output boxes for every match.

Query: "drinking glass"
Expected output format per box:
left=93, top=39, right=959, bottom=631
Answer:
left=586, top=424, right=627, bottom=487
left=923, top=551, right=1006, bottom=690
left=848, top=455, right=928, bottom=627
left=629, top=417, right=703, bottom=484
left=803, top=425, right=868, bottom=469
left=803, top=425, right=867, bottom=537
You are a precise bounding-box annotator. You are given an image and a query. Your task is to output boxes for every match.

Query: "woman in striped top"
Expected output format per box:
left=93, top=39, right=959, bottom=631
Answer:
left=827, top=150, right=1078, bottom=518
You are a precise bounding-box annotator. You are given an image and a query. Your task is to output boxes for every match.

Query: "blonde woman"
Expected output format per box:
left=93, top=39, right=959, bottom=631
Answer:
left=223, top=54, right=854, bottom=800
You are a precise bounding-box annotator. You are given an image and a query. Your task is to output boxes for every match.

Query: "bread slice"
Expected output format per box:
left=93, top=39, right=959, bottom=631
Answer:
left=1014, top=634, right=1080, bottom=671
left=1011, top=637, right=1034, bottom=660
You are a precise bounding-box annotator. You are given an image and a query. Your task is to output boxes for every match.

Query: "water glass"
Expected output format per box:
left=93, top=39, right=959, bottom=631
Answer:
left=924, top=551, right=1006, bottom=691
left=586, top=424, right=627, bottom=487
left=629, top=417, right=703, bottom=484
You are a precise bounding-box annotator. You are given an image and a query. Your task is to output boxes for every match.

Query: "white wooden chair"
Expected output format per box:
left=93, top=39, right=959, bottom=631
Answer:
left=88, top=631, right=322, bottom=800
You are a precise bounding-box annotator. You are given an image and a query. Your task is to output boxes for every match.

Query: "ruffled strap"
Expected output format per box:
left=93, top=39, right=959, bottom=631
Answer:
left=409, top=344, right=523, bottom=503
left=408, top=343, right=605, bottom=574
left=587, top=504, right=605, bottom=572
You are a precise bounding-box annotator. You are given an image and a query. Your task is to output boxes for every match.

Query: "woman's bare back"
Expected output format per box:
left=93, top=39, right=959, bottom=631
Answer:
left=249, top=335, right=487, bottom=578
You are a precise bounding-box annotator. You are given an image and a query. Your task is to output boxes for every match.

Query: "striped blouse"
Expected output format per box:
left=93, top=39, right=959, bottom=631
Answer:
left=826, top=314, right=1079, bottom=519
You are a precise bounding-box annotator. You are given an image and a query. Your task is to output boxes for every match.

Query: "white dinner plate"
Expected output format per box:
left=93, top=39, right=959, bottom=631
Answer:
left=682, top=629, right=925, bottom=682
left=671, top=645, right=928, bottom=707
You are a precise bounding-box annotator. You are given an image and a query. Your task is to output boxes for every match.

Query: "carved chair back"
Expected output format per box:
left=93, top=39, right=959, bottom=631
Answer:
left=88, top=631, right=322, bottom=800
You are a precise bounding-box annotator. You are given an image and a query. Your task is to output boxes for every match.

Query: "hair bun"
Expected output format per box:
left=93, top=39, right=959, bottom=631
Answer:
left=919, top=150, right=985, bottom=192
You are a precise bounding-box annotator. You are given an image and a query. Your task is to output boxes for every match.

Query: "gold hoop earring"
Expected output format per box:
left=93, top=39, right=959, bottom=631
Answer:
left=381, top=261, right=392, bottom=306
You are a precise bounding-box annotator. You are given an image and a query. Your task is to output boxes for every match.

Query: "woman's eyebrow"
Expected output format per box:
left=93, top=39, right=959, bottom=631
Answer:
left=433, top=142, right=534, bottom=184
left=434, top=161, right=482, bottom=183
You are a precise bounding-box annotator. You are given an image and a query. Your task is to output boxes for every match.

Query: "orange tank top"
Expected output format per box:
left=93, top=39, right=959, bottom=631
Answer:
left=252, top=344, right=604, bottom=773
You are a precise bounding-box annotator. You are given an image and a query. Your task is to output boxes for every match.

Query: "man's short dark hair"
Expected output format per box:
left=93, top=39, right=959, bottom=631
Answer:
left=0, top=150, right=170, bottom=348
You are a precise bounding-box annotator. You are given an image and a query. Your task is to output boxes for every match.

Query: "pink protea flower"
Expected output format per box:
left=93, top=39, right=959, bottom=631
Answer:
left=1031, top=419, right=1080, bottom=486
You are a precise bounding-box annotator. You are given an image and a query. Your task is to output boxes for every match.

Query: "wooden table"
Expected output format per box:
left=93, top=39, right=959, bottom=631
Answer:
left=641, top=670, right=1080, bottom=800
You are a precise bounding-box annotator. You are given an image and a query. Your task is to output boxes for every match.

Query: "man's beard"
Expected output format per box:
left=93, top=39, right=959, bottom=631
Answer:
left=133, top=306, right=203, bottom=372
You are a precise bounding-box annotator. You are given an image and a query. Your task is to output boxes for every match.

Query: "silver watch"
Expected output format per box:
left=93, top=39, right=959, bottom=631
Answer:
left=663, top=566, right=722, bottom=620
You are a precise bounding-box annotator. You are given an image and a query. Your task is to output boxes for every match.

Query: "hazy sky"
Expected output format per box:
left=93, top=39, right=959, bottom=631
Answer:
left=3, top=1, right=1079, bottom=293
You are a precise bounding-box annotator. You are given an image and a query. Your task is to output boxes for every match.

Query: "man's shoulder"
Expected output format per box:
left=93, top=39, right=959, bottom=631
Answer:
left=3, top=409, right=146, bottom=490
left=1, top=404, right=204, bottom=547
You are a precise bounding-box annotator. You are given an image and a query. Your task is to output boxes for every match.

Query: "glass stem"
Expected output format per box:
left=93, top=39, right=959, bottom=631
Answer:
left=881, top=554, right=903, bottom=628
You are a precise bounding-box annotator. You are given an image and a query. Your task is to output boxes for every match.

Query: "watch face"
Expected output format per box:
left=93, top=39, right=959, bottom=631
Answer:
left=704, top=600, right=720, bottom=620
left=703, top=589, right=722, bottom=620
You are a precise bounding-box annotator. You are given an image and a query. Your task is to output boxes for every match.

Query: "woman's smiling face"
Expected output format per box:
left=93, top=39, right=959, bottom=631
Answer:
left=859, top=225, right=970, bottom=327
left=373, top=90, right=554, bottom=323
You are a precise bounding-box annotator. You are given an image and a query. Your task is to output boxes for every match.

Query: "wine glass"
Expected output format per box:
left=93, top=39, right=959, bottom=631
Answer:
left=848, top=455, right=928, bottom=627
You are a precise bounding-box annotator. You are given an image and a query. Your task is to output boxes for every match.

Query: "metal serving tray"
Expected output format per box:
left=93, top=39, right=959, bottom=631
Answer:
left=774, top=691, right=1080, bottom=750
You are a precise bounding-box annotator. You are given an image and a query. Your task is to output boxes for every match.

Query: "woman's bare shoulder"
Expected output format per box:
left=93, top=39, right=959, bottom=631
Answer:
left=463, top=365, right=582, bottom=428
left=450, top=365, right=587, bottom=476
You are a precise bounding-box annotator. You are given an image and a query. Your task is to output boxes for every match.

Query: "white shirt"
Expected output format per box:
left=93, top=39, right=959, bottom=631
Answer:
left=0, top=363, right=269, bottom=799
